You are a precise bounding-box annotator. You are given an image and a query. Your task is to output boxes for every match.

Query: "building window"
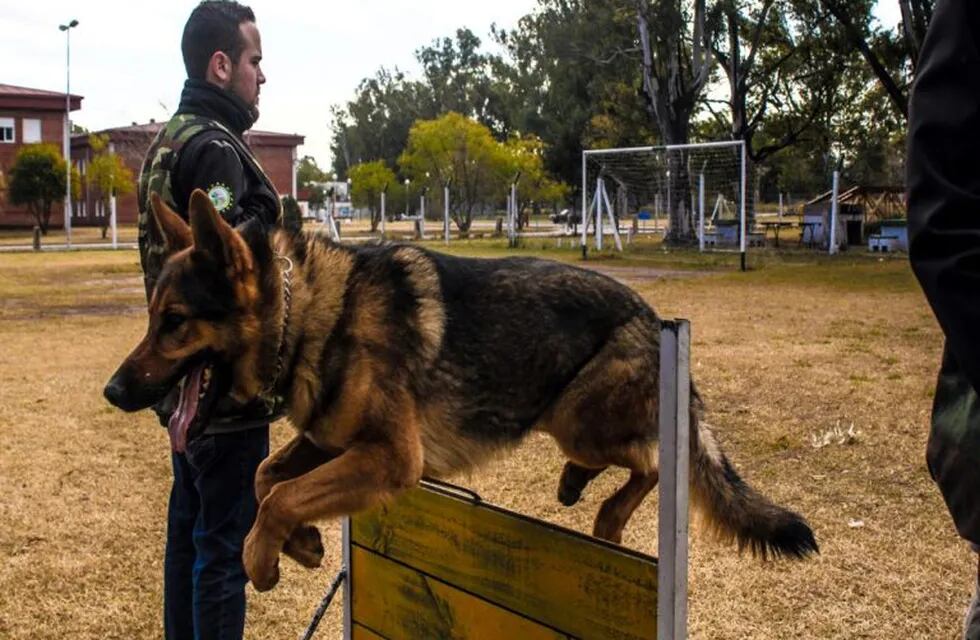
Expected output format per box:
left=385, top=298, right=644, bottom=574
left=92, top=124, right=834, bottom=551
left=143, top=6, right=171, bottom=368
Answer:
left=0, top=117, right=14, bottom=143
left=22, top=119, right=41, bottom=143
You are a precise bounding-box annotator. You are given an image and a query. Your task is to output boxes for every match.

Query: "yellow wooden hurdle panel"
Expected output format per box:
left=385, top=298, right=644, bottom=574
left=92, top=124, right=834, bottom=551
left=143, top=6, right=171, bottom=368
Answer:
left=346, top=481, right=658, bottom=640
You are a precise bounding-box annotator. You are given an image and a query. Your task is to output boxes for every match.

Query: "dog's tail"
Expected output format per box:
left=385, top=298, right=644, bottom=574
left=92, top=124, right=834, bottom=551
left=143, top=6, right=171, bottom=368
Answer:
left=688, top=407, right=818, bottom=559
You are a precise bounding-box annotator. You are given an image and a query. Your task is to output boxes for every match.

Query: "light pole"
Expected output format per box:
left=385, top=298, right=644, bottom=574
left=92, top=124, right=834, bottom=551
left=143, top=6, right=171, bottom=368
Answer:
left=59, top=19, right=78, bottom=248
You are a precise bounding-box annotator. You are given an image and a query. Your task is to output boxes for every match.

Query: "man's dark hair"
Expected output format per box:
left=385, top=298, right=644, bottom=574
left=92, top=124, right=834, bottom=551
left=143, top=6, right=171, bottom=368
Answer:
left=181, top=1, right=256, bottom=80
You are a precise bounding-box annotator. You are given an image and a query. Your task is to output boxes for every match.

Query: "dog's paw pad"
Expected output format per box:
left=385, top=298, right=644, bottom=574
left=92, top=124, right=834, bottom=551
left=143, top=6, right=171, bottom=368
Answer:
left=284, top=525, right=324, bottom=569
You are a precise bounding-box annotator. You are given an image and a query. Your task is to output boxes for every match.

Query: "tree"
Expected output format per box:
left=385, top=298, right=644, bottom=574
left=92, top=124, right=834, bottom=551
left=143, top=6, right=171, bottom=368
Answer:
left=86, top=134, right=135, bottom=238
left=416, top=28, right=501, bottom=132
left=636, top=0, right=713, bottom=240
left=296, top=155, right=329, bottom=187
left=398, top=112, right=511, bottom=232
left=306, top=184, right=328, bottom=214
left=8, top=143, right=79, bottom=234
left=491, top=0, right=655, bottom=186
left=819, top=0, right=934, bottom=121
left=329, top=68, right=432, bottom=177
left=502, top=134, right=570, bottom=228
left=349, top=161, right=397, bottom=232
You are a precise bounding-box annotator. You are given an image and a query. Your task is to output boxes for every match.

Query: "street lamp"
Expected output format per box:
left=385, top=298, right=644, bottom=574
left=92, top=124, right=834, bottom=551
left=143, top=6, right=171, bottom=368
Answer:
left=59, top=19, right=78, bottom=248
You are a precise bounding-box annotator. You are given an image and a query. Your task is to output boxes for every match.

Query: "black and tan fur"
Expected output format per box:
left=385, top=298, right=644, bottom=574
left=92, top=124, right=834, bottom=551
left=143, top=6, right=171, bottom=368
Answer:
left=105, top=190, right=817, bottom=591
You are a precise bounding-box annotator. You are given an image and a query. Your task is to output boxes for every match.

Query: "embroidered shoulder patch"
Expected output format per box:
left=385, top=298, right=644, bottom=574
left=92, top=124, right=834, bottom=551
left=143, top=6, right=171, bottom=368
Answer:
left=207, top=183, right=233, bottom=212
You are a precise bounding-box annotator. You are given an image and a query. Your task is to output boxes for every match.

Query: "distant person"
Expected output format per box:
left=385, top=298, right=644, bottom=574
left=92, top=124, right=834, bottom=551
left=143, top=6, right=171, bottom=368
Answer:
left=135, top=1, right=280, bottom=638
left=907, top=1, right=980, bottom=637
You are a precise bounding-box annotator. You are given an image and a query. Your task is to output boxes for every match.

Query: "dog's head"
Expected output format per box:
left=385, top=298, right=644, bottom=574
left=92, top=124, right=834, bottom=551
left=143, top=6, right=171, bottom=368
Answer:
left=104, top=190, right=272, bottom=446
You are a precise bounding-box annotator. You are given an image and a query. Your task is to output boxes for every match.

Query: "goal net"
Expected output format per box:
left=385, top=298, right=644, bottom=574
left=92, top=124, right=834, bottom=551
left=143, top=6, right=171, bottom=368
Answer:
left=582, top=141, right=755, bottom=258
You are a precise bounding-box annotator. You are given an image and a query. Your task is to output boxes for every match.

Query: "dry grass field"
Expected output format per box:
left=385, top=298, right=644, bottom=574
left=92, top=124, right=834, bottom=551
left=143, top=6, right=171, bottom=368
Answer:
left=0, top=236, right=970, bottom=639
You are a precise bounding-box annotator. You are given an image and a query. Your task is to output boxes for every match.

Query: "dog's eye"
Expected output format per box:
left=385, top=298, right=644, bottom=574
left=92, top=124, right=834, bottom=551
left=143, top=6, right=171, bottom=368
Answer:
left=162, top=312, right=187, bottom=331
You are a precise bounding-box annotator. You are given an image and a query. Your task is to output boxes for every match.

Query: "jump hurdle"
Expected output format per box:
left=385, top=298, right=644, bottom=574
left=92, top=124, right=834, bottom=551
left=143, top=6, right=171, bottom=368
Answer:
left=306, top=320, right=691, bottom=640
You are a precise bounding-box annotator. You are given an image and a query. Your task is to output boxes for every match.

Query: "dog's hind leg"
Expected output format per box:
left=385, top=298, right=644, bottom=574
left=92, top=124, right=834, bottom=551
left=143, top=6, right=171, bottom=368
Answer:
left=557, top=462, right=607, bottom=506
left=593, top=469, right=659, bottom=543
left=255, top=434, right=342, bottom=569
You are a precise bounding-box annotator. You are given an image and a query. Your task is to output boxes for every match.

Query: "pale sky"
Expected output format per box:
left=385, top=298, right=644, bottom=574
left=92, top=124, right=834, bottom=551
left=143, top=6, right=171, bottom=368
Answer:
left=3, top=1, right=904, bottom=169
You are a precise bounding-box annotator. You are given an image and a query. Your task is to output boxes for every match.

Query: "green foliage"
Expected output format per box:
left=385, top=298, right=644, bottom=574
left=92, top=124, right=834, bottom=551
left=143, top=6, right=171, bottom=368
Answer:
left=330, top=68, right=430, bottom=177
left=399, top=112, right=513, bottom=232
left=306, top=184, right=328, bottom=212
left=296, top=155, right=329, bottom=187
left=87, top=133, right=135, bottom=209
left=502, top=134, right=570, bottom=226
left=327, top=0, right=914, bottom=213
left=8, top=143, right=79, bottom=234
left=349, top=161, right=397, bottom=231
left=280, top=195, right=302, bottom=233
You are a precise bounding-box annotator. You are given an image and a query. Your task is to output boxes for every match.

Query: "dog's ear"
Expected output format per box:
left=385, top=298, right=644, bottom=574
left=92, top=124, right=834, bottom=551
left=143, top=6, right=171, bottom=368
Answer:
left=187, top=189, right=254, bottom=275
left=149, top=193, right=192, bottom=253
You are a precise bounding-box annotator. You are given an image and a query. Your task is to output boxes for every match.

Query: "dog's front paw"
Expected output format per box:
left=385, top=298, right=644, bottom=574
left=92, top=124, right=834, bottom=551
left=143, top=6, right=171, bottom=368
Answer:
left=283, top=524, right=324, bottom=569
left=244, top=527, right=281, bottom=592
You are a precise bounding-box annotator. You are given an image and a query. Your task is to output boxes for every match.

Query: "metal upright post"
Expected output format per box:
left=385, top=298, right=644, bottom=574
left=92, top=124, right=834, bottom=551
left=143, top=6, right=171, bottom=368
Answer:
left=380, top=189, right=386, bottom=236
left=596, top=177, right=604, bottom=252
left=110, top=192, right=118, bottom=249
left=739, top=141, right=748, bottom=272
left=581, top=152, right=588, bottom=253
left=59, top=19, right=79, bottom=248
left=657, top=319, right=690, bottom=640
left=698, top=174, right=705, bottom=253
left=829, top=170, right=839, bottom=255
left=444, top=183, right=450, bottom=246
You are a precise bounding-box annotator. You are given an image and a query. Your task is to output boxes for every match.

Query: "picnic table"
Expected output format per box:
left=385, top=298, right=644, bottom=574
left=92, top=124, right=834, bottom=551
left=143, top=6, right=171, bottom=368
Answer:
left=759, top=220, right=795, bottom=247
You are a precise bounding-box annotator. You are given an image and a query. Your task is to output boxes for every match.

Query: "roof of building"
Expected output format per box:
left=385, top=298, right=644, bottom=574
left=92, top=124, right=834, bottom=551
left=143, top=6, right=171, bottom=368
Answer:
left=0, top=83, right=83, bottom=110
left=71, top=120, right=304, bottom=147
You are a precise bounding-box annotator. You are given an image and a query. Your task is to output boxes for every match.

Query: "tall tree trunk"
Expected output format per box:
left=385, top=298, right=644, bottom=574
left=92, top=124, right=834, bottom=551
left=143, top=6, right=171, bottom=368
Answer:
left=636, top=0, right=712, bottom=243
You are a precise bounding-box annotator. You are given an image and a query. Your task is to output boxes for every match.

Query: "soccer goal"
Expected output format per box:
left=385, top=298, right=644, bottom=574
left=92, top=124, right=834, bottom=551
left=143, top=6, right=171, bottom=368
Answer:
left=582, top=141, right=754, bottom=267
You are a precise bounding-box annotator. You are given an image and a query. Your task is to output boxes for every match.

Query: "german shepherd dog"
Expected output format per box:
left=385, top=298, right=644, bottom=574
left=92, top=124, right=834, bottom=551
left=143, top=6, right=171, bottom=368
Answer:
left=105, top=190, right=817, bottom=591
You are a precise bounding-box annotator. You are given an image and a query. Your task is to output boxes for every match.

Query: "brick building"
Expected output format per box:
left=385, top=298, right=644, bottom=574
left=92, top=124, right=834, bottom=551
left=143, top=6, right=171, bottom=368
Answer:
left=0, top=83, right=83, bottom=228
left=72, top=122, right=304, bottom=227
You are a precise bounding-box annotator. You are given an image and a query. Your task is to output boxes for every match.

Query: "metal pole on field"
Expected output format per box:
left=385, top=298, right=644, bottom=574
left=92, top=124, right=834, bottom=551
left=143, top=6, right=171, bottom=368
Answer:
left=698, top=174, right=705, bottom=253
left=739, top=140, right=747, bottom=272
left=380, top=187, right=386, bottom=236
left=110, top=192, right=118, bottom=249
left=778, top=192, right=784, bottom=218
left=829, top=170, right=839, bottom=255
left=596, top=177, right=604, bottom=252
left=60, top=18, right=78, bottom=249
left=581, top=152, right=588, bottom=256
left=658, top=319, right=690, bottom=640
left=444, top=181, right=450, bottom=246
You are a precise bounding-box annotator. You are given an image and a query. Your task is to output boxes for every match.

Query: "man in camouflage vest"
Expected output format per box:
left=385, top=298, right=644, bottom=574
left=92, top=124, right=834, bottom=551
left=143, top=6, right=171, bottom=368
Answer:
left=909, top=2, right=980, bottom=638
left=137, top=3, right=280, bottom=638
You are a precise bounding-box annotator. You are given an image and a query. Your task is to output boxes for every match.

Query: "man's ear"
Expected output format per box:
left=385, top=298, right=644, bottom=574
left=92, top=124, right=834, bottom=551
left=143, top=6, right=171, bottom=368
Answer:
left=149, top=192, right=192, bottom=253
left=187, top=189, right=253, bottom=275
left=206, top=50, right=234, bottom=87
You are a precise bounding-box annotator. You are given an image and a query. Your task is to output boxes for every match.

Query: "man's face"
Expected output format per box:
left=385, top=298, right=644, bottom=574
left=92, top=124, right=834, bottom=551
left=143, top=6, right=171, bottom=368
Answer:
left=230, top=21, right=265, bottom=119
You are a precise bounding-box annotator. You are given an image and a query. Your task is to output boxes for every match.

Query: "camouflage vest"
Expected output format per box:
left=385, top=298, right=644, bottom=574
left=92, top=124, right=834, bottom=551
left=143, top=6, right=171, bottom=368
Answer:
left=137, top=113, right=282, bottom=301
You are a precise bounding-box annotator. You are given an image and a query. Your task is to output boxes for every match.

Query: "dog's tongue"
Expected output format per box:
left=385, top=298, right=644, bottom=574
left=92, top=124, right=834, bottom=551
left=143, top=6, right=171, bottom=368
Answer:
left=168, top=364, right=205, bottom=453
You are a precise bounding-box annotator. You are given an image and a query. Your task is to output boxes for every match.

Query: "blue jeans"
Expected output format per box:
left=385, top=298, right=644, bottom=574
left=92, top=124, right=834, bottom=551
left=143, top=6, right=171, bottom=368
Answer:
left=164, top=426, right=269, bottom=640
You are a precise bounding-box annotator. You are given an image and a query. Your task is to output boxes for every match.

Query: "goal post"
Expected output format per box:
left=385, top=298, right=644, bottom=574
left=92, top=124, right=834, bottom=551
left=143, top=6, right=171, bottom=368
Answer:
left=583, top=141, right=754, bottom=265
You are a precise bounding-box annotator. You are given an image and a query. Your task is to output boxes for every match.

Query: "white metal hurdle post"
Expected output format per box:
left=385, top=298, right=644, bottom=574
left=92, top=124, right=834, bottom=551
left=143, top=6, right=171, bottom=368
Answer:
left=658, top=319, right=690, bottom=640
